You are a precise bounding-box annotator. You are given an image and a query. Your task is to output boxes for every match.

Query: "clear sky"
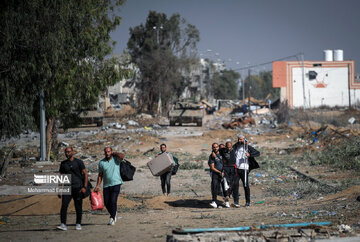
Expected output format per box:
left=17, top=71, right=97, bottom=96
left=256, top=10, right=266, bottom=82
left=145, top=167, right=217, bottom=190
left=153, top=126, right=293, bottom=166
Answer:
left=111, top=0, right=360, bottom=76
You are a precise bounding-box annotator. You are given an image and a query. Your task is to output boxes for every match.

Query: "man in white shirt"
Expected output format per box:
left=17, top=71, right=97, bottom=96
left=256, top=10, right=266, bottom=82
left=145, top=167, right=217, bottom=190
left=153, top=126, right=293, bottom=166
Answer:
left=231, top=134, right=260, bottom=207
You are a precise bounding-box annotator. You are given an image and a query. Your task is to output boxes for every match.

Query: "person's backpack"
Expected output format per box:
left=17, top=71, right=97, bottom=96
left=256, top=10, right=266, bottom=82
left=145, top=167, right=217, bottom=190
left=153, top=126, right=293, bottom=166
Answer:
left=171, top=156, right=179, bottom=175
left=120, top=159, right=136, bottom=181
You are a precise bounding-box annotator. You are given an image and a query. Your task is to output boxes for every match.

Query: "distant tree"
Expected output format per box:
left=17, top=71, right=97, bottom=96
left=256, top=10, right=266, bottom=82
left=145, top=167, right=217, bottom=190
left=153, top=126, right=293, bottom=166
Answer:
left=0, top=0, right=129, bottom=140
left=127, top=11, right=200, bottom=113
left=239, top=71, right=279, bottom=100
left=211, top=69, right=240, bottom=100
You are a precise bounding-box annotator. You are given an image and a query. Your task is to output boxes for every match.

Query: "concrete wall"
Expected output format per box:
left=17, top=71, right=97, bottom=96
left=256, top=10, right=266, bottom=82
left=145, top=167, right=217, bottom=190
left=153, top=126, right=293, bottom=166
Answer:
left=292, top=66, right=350, bottom=107
left=273, top=60, right=360, bottom=108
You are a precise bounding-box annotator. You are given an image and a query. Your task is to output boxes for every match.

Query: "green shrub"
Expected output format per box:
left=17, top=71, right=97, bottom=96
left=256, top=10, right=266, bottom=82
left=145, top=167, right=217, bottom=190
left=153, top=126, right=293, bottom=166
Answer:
left=314, top=137, right=360, bottom=171
left=194, top=152, right=209, bottom=161
left=267, top=180, right=338, bottom=199
left=180, top=160, right=204, bottom=170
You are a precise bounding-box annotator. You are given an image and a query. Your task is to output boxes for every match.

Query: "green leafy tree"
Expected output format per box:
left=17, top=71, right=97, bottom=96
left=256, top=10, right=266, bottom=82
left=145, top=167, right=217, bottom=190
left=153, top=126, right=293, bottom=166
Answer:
left=239, top=71, right=279, bottom=100
left=210, top=69, right=240, bottom=100
left=0, top=0, right=129, bottom=140
left=127, top=11, right=199, bottom=113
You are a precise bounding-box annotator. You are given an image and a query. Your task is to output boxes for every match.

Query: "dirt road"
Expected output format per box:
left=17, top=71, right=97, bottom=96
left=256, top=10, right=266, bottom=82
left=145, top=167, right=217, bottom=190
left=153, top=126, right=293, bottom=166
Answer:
left=1, top=113, right=360, bottom=241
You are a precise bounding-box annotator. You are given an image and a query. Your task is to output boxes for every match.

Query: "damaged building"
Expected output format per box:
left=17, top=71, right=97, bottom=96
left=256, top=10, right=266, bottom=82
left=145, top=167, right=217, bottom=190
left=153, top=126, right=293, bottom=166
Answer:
left=273, top=50, right=360, bottom=108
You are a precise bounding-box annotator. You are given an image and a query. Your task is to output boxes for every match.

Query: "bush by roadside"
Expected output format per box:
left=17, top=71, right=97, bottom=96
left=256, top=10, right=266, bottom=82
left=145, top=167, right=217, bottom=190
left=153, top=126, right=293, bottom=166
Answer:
left=309, top=137, right=360, bottom=171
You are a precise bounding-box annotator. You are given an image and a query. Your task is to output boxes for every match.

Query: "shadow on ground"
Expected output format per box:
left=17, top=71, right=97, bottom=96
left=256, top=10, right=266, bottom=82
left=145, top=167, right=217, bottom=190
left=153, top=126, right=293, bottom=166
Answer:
left=165, top=199, right=212, bottom=209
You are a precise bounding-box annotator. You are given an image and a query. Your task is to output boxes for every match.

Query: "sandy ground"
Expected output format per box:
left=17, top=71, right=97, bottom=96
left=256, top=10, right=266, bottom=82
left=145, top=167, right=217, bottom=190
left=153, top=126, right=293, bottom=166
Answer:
left=1, top=111, right=360, bottom=241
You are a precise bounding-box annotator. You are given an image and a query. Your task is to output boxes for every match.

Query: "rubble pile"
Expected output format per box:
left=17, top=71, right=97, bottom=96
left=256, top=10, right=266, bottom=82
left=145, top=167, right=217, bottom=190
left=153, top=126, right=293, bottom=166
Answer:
left=169, top=226, right=352, bottom=242
left=222, top=115, right=255, bottom=129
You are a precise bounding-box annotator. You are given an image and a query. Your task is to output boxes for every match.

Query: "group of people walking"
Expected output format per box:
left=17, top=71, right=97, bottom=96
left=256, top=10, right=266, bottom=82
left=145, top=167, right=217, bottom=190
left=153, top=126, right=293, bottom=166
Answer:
left=56, top=134, right=260, bottom=230
left=208, top=134, right=260, bottom=208
left=57, top=146, right=124, bottom=230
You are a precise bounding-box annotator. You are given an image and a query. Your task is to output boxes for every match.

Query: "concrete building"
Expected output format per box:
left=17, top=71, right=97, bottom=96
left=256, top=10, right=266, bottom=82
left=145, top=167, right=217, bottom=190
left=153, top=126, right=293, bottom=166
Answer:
left=106, top=54, right=139, bottom=108
left=181, top=58, right=224, bottom=102
left=273, top=51, right=360, bottom=108
left=104, top=54, right=224, bottom=110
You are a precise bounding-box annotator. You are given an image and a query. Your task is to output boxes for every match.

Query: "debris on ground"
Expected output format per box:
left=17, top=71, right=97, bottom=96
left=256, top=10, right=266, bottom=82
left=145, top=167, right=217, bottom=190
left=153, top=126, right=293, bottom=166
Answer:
left=222, top=115, right=255, bottom=129
left=1, top=107, right=360, bottom=241
left=348, top=117, right=356, bottom=124
left=337, top=224, right=353, bottom=233
left=169, top=222, right=350, bottom=242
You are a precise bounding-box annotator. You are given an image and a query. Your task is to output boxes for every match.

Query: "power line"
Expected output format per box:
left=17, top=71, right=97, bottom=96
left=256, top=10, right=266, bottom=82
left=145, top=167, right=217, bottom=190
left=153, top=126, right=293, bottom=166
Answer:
left=233, top=52, right=303, bottom=71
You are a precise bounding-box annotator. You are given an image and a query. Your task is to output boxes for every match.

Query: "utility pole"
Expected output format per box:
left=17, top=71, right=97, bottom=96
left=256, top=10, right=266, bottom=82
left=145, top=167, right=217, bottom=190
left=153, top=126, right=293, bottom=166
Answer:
left=247, top=68, right=251, bottom=114
left=40, top=91, right=46, bottom=161
left=348, top=63, right=351, bottom=109
left=247, top=68, right=251, bottom=99
left=301, top=53, right=306, bottom=110
left=154, top=25, right=163, bottom=116
left=199, top=65, right=203, bottom=99
left=248, top=90, right=251, bottom=115
left=242, top=77, right=245, bottom=101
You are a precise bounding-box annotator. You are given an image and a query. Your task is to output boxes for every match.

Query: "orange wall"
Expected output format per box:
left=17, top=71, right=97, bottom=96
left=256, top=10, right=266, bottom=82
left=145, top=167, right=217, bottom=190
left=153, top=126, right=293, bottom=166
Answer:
left=272, top=61, right=287, bottom=87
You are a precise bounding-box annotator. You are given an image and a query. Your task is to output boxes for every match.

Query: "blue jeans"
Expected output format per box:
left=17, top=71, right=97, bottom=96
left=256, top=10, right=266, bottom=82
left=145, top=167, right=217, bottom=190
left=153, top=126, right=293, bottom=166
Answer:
left=103, top=184, right=121, bottom=219
left=160, top=171, right=171, bottom=194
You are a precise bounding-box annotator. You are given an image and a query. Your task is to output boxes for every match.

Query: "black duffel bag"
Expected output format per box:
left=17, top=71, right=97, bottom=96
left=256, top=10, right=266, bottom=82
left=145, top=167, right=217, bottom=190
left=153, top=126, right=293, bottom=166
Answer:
left=171, top=156, right=180, bottom=175
left=80, top=174, right=93, bottom=199
left=120, top=159, right=136, bottom=181
left=81, top=180, right=93, bottom=199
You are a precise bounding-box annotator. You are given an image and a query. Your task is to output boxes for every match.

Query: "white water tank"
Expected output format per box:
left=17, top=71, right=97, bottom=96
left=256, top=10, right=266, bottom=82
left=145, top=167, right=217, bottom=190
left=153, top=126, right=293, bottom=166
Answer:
left=323, top=50, right=333, bottom=61
left=334, top=49, right=343, bottom=61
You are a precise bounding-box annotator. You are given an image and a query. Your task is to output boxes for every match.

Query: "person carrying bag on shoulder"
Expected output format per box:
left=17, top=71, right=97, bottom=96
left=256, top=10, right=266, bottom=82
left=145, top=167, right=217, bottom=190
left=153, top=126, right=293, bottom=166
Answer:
left=94, top=147, right=124, bottom=226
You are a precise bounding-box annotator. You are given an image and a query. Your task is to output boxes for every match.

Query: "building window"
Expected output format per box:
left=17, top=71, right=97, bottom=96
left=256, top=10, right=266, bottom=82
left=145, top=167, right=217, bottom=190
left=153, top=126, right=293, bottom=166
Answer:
left=309, top=71, right=318, bottom=80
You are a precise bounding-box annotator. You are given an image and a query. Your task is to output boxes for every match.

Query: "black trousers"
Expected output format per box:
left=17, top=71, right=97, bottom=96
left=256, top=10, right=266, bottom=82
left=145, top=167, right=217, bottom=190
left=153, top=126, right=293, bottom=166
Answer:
left=233, top=169, right=250, bottom=204
left=223, top=165, right=236, bottom=197
left=103, top=184, right=121, bottom=219
left=211, top=172, right=226, bottom=202
left=60, top=187, right=82, bottom=225
left=160, top=171, right=171, bottom=194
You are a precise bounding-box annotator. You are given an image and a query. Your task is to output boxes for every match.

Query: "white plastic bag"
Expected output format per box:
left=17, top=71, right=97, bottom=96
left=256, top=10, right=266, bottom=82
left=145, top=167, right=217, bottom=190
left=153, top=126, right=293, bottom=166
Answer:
left=223, top=177, right=230, bottom=191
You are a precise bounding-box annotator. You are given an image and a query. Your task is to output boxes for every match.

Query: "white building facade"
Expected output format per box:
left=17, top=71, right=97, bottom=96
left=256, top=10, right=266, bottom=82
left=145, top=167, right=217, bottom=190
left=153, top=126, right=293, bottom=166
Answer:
left=273, top=60, right=360, bottom=108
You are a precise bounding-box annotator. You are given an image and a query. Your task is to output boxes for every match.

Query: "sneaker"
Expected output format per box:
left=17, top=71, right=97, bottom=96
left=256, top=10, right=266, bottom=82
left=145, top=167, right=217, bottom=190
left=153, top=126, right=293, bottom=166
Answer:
left=57, top=223, right=67, bottom=231
left=75, top=224, right=82, bottom=230
left=209, top=201, right=217, bottom=208
left=225, top=201, right=230, bottom=208
left=108, top=218, right=115, bottom=226
left=232, top=203, right=240, bottom=208
left=245, top=202, right=250, bottom=207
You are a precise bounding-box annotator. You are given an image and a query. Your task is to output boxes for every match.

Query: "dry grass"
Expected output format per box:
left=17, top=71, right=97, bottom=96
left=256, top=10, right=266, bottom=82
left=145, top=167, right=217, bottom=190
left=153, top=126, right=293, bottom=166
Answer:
left=291, top=107, right=360, bottom=128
